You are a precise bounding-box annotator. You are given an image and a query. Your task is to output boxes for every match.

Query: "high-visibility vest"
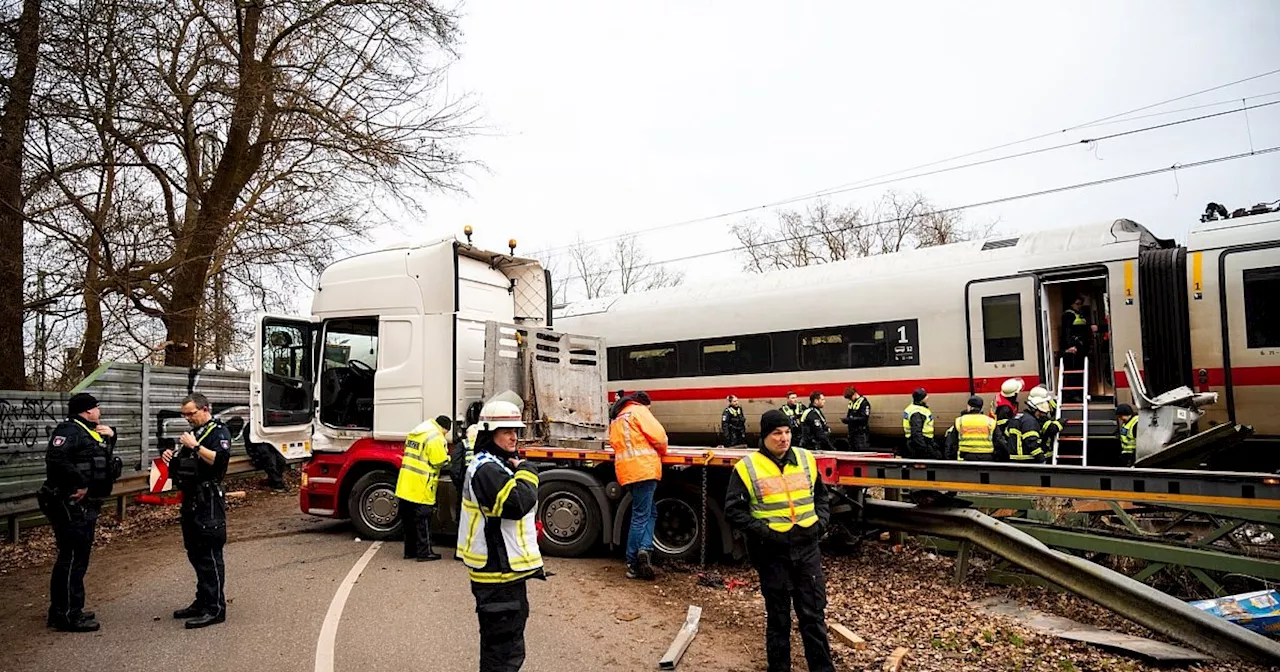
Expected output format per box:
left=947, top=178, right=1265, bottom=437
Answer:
left=610, top=402, right=667, bottom=486
left=463, top=425, right=478, bottom=469
left=1120, top=416, right=1139, bottom=455
left=1006, top=413, right=1044, bottom=461
left=954, top=413, right=996, bottom=459
left=849, top=396, right=868, bottom=413
left=902, top=404, right=934, bottom=439
left=394, top=420, right=449, bottom=505
left=733, top=448, right=820, bottom=533
left=457, top=452, right=542, bottom=583
left=780, top=404, right=804, bottom=425
left=1067, top=309, right=1088, bottom=326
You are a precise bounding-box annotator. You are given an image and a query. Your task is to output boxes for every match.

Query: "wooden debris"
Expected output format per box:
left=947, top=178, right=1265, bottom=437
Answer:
left=828, top=622, right=867, bottom=649
left=225, top=490, right=247, bottom=499
left=658, top=605, right=702, bottom=670
left=882, top=646, right=909, bottom=671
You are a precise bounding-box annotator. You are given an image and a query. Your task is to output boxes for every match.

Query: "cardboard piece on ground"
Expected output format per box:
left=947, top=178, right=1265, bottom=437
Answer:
left=829, top=622, right=867, bottom=649
left=976, top=597, right=1211, bottom=663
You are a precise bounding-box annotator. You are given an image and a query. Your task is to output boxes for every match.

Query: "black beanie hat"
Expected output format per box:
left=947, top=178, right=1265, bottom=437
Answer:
left=760, top=409, right=790, bottom=437
left=1116, top=404, right=1134, bottom=417
left=633, top=391, right=652, bottom=406
left=435, top=415, right=453, bottom=432
left=68, top=392, right=99, bottom=417
left=967, top=395, right=984, bottom=410
left=912, top=388, right=927, bottom=404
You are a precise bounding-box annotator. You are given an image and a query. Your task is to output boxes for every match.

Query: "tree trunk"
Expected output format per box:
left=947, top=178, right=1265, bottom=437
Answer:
left=81, top=234, right=105, bottom=378
left=0, top=0, right=43, bottom=389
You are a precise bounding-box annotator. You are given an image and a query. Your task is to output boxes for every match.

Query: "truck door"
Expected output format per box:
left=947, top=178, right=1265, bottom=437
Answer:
left=372, top=314, right=453, bottom=441
left=250, top=314, right=317, bottom=458
left=966, top=276, right=1043, bottom=394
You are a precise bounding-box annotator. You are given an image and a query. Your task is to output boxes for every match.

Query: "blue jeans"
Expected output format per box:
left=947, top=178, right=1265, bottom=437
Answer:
left=625, top=480, right=658, bottom=566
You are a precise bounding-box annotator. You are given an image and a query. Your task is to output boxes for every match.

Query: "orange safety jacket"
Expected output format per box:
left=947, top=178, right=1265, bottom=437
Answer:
left=609, top=401, right=669, bottom=486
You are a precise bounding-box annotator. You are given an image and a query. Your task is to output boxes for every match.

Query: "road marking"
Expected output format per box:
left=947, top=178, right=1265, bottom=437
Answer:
left=315, top=541, right=383, bottom=672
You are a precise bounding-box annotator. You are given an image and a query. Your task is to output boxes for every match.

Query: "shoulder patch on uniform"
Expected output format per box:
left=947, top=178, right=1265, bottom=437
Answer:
left=52, top=436, right=66, bottom=446
left=220, top=440, right=229, bottom=449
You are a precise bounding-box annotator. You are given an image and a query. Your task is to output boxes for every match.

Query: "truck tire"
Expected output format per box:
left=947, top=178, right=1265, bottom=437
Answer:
left=538, top=481, right=602, bottom=557
left=348, top=471, right=402, bottom=540
left=652, top=486, right=705, bottom=563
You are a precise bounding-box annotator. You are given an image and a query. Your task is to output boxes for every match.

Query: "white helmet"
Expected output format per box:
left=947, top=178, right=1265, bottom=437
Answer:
left=478, top=399, right=526, bottom=430
left=1001, top=378, right=1025, bottom=396
left=1026, top=386, right=1053, bottom=413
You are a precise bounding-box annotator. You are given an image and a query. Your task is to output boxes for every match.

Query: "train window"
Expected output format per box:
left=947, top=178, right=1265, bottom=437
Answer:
left=1243, top=266, right=1280, bottom=348
left=981, top=294, right=1023, bottom=362
left=701, top=335, right=772, bottom=375
left=799, top=330, right=847, bottom=370
left=620, top=344, right=678, bottom=379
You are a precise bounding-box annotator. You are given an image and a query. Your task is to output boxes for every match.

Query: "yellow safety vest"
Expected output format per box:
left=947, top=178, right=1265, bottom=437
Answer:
left=1067, top=309, right=1087, bottom=326
left=72, top=419, right=105, bottom=444
left=394, top=420, right=449, bottom=505
left=733, top=448, right=820, bottom=533
left=848, top=397, right=867, bottom=413
left=1120, top=416, right=1139, bottom=455
left=457, top=452, right=543, bottom=583
left=780, top=404, right=803, bottom=421
left=902, top=404, right=934, bottom=439
left=954, top=413, right=996, bottom=459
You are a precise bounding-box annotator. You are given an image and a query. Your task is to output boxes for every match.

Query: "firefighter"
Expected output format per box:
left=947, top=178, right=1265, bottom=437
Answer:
left=610, top=391, right=668, bottom=580
left=1007, top=388, right=1053, bottom=463
left=451, top=401, right=484, bottom=541
left=799, top=391, right=833, bottom=451
left=396, top=414, right=452, bottom=561
left=991, top=378, right=1022, bottom=461
left=947, top=396, right=997, bottom=462
left=162, top=393, right=232, bottom=628
left=780, top=391, right=805, bottom=432
left=841, top=386, right=871, bottom=452
left=458, top=399, right=544, bottom=672
left=902, top=388, right=937, bottom=459
left=721, top=395, right=747, bottom=447
left=1117, top=404, right=1138, bottom=467
left=1039, top=394, right=1063, bottom=463
left=37, top=392, right=122, bottom=632
left=725, top=410, right=835, bottom=672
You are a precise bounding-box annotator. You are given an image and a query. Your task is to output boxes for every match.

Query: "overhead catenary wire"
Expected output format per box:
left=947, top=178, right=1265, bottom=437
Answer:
left=556, top=144, right=1280, bottom=285
left=531, top=68, right=1280, bottom=258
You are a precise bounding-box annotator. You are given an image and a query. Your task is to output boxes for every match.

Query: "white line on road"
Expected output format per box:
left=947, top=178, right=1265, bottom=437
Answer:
left=315, top=540, right=383, bottom=672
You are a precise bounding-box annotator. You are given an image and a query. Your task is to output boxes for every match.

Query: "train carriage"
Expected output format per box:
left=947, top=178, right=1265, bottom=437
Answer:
left=557, top=208, right=1280, bottom=465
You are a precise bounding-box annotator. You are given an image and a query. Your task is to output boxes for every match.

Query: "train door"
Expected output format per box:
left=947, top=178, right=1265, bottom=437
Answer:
left=1219, top=245, right=1280, bottom=433
left=1039, top=273, right=1115, bottom=398
left=966, top=276, right=1043, bottom=394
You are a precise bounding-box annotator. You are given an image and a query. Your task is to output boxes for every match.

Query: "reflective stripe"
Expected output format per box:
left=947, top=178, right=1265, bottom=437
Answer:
left=1067, top=309, right=1087, bottom=326
left=735, top=449, right=819, bottom=533
left=457, top=452, right=543, bottom=579
left=903, top=404, right=934, bottom=439
left=954, top=414, right=995, bottom=457
left=1007, top=422, right=1044, bottom=460
left=1120, top=416, right=1139, bottom=454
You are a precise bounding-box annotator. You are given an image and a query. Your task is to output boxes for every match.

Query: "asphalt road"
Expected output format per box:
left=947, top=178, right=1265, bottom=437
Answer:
left=0, top=493, right=759, bottom=672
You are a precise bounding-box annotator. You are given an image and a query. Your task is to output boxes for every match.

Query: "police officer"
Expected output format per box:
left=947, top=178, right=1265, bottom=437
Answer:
left=38, top=392, right=122, bottom=632
left=799, top=391, right=833, bottom=451
left=902, top=388, right=937, bottom=459
left=1060, top=295, right=1098, bottom=398
left=457, top=399, right=544, bottom=671
left=162, top=393, right=232, bottom=628
left=396, top=414, right=452, bottom=561
left=1117, top=404, right=1138, bottom=467
left=451, top=401, right=484, bottom=538
left=1007, top=388, right=1052, bottom=464
left=721, top=395, right=747, bottom=446
left=779, top=391, right=804, bottom=433
left=947, top=396, right=997, bottom=462
left=840, top=386, right=871, bottom=452
left=725, top=410, right=834, bottom=672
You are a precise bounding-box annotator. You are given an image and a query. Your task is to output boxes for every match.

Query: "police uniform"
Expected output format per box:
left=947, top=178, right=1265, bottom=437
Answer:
left=841, top=395, right=871, bottom=452
left=458, top=429, right=543, bottom=672
left=450, top=424, right=479, bottom=538
left=721, top=405, right=746, bottom=446
left=38, top=393, right=121, bottom=631
left=725, top=410, right=834, bottom=672
left=1120, top=414, right=1139, bottom=467
left=780, top=402, right=804, bottom=433
left=396, top=418, right=450, bottom=561
left=902, top=399, right=936, bottom=459
left=799, top=406, right=832, bottom=451
left=171, top=417, right=232, bottom=627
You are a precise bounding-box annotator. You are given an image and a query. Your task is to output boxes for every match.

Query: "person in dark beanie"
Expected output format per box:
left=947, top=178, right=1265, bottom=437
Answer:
left=725, top=410, right=834, bottom=672
left=902, top=388, right=936, bottom=459
left=38, top=392, right=122, bottom=632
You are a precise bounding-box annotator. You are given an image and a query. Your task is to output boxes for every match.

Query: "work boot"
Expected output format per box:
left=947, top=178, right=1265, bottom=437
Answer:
left=47, top=610, right=95, bottom=628
left=417, top=552, right=442, bottom=562
left=184, top=612, right=226, bottom=629
left=173, top=603, right=204, bottom=619
left=637, top=549, right=657, bottom=580
left=50, top=614, right=100, bottom=633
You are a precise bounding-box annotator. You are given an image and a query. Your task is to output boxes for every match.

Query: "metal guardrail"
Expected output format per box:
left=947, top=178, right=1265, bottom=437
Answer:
left=863, top=498, right=1280, bottom=664
left=2, top=456, right=256, bottom=543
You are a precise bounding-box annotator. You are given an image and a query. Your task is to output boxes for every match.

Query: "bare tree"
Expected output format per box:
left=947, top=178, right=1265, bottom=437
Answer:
left=0, top=0, right=43, bottom=388
left=612, top=234, right=684, bottom=294
left=567, top=235, right=611, bottom=300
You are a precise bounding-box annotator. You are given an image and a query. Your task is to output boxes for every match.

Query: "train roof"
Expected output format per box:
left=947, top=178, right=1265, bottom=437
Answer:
left=558, top=218, right=1157, bottom=319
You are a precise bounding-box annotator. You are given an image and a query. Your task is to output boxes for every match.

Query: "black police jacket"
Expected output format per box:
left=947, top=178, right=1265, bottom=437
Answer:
left=174, top=420, right=233, bottom=494
left=43, top=417, right=120, bottom=498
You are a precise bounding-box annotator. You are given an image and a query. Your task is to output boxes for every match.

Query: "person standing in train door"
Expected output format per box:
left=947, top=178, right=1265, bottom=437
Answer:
left=721, top=395, right=747, bottom=447
left=840, top=386, right=871, bottom=452
left=902, top=388, right=937, bottom=459
left=799, top=391, right=833, bottom=451
left=1116, top=404, right=1139, bottom=467
left=780, top=391, right=805, bottom=433
left=1060, top=295, right=1099, bottom=397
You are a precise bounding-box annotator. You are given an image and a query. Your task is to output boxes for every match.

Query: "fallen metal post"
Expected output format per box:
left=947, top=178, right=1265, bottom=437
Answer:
left=863, top=498, right=1280, bottom=664
left=658, top=605, right=702, bottom=670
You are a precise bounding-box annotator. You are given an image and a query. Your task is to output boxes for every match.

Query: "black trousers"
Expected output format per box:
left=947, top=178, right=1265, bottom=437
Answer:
left=754, top=544, right=834, bottom=672
left=472, top=581, right=530, bottom=672
left=849, top=429, right=871, bottom=452
left=38, top=492, right=99, bottom=623
left=401, top=500, right=435, bottom=558
left=181, top=484, right=227, bottom=617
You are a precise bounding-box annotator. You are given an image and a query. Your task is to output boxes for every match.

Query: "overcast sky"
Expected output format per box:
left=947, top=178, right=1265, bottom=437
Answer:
left=337, top=1, right=1280, bottom=304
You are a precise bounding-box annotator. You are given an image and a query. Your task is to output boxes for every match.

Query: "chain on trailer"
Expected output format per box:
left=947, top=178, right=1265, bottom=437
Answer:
left=696, top=451, right=724, bottom=588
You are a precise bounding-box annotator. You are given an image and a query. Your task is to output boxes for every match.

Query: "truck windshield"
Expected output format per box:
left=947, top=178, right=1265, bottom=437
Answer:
left=319, top=318, right=378, bottom=429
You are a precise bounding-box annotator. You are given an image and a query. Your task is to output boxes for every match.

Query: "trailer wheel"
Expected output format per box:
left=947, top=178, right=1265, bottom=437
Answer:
left=538, top=481, right=602, bottom=557
left=348, top=471, right=402, bottom=540
left=652, top=488, right=703, bottom=562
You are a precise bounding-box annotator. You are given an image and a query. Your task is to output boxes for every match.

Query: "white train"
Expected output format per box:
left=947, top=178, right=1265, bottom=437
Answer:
left=556, top=204, right=1280, bottom=466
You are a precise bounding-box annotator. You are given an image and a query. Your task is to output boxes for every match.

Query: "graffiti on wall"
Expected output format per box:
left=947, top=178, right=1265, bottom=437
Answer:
left=0, top=396, right=62, bottom=467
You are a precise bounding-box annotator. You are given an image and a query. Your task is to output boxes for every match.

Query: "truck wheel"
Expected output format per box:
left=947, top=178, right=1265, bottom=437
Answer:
left=538, top=481, right=602, bottom=557
left=348, top=471, right=401, bottom=540
left=652, top=488, right=704, bottom=563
